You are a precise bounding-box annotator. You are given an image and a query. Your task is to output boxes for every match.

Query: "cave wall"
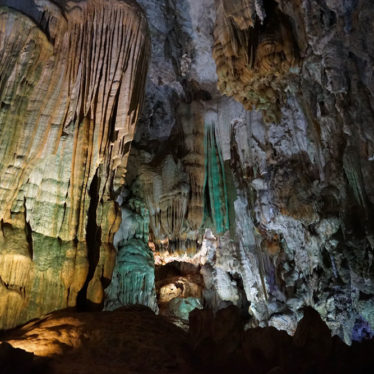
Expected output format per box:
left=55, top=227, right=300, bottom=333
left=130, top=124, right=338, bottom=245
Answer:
left=0, top=0, right=373, bottom=345
left=109, top=0, right=374, bottom=344
left=0, top=0, right=149, bottom=329
left=211, top=0, right=374, bottom=344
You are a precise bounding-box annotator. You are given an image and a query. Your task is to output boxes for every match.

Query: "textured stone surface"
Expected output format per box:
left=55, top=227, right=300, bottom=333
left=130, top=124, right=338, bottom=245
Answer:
left=211, top=0, right=374, bottom=344
left=0, top=0, right=149, bottom=328
left=104, top=190, right=158, bottom=312
left=155, top=261, right=204, bottom=322
left=1, top=0, right=374, bottom=349
left=213, top=0, right=298, bottom=122
left=2, top=305, right=373, bottom=374
left=114, top=0, right=374, bottom=345
left=0, top=306, right=198, bottom=374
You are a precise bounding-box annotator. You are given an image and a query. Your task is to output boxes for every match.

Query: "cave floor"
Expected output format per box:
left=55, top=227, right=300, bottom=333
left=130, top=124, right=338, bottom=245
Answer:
left=1, top=305, right=374, bottom=374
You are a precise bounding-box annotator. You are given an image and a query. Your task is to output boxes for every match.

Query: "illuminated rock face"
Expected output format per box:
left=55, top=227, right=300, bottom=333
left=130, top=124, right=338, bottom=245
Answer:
left=2, top=305, right=374, bottom=374
left=155, top=262, right=204, bottom=322
left=119, top=0, right=374, bottom=344
left=1, top=306, right=195, bottom=373
left=1, top=0, right=374, bottom=347
left=0, top=0, right=149, bottom=329
left=135, top=115, right=230, bottom=256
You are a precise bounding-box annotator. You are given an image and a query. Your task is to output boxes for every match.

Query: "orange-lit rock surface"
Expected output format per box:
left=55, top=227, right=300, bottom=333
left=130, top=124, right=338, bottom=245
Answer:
left=1, top=305, right=374, bottom=374
left=155, top=262, right=204, bottom=322
left=0, top=0, right=149, bottom=329
left=1, top=306, right=197, bottom=374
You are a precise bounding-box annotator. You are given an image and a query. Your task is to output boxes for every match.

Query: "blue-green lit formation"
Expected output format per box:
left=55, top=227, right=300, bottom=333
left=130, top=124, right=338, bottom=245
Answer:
left=168, top=297, right=203, bottom=321
left=105, top=195, right=158, bottom=312
left=203, top=123, right=230, bottom=234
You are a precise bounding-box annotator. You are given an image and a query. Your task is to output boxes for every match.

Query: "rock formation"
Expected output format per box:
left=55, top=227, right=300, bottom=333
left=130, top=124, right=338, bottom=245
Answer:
left=210, top=0, right=374, bottom=344
left=1, top=305, right=374, bottom=374
left=213, top=0, right=298, bottom=122
left=1, top=0, right=374, bottom=359
left=1, top=306, right=196, bottom=374
left=156, top=261, right=204, bottom=323
left=104, top=188, right=158, bottom=312
left=0, top=0, right=149, bottom=329
left=110, top=0, right=374, bottom=345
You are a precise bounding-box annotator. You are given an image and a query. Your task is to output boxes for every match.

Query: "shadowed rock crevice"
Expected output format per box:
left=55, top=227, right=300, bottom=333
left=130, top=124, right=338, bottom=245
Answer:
left=77, top=169, right=102, bottom=310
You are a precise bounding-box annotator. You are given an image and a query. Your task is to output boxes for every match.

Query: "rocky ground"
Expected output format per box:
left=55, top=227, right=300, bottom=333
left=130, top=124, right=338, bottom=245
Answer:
left=1, top=305, right=374, bottom=374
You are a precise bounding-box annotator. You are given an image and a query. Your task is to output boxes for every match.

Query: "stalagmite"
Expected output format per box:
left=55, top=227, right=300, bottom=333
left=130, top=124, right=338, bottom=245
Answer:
left=104, top=192, right=158, bottom=312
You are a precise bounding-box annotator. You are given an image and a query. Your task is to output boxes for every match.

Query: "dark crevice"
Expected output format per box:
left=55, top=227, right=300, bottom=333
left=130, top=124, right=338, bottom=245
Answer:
left=109, top=88, right=120, bottom=144
left=77, top=169, right=102, bottom=311
left=23, top=198, right=33, bottom=260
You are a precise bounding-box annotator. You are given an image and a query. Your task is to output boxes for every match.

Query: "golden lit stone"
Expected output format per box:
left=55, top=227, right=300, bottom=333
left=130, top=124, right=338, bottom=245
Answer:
left=0, top=0, right=150, bottom=329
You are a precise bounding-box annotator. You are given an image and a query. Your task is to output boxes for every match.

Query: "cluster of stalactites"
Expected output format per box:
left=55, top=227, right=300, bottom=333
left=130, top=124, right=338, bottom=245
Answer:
left=203, top=123, right=230, bottom=234
left=138, top=119, right=230, bottom=257
left=213, top=0, right=298, bottom=123
left=0, top=0, right=149, bottom=329
left=221, top=0, right=266, bottom=29
left=140, top=155, right=196, bottom=255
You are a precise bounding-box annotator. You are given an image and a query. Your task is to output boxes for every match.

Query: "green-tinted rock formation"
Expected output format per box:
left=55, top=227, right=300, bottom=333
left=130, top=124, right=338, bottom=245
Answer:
left=203, top=124, right=230, bottom=234
left=105, top=191, right=158, bottom=311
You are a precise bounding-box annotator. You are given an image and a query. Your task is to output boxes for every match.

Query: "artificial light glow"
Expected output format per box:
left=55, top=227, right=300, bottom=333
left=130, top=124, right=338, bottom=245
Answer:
left=2, top=316, right=84, bottom=357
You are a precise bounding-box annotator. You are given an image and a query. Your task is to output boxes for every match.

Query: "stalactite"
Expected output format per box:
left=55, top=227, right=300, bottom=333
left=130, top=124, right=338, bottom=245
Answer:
left=179, top=102, right=206, bottom=232
left=343, top=146, right=367, bottom=209
left=140, top=155, right=190, bottom=250
left=213, top=0, right=298, bottom=122
left=204, top=123, right=229, bottom=234
left=0, top=0, right=150, bottom=328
